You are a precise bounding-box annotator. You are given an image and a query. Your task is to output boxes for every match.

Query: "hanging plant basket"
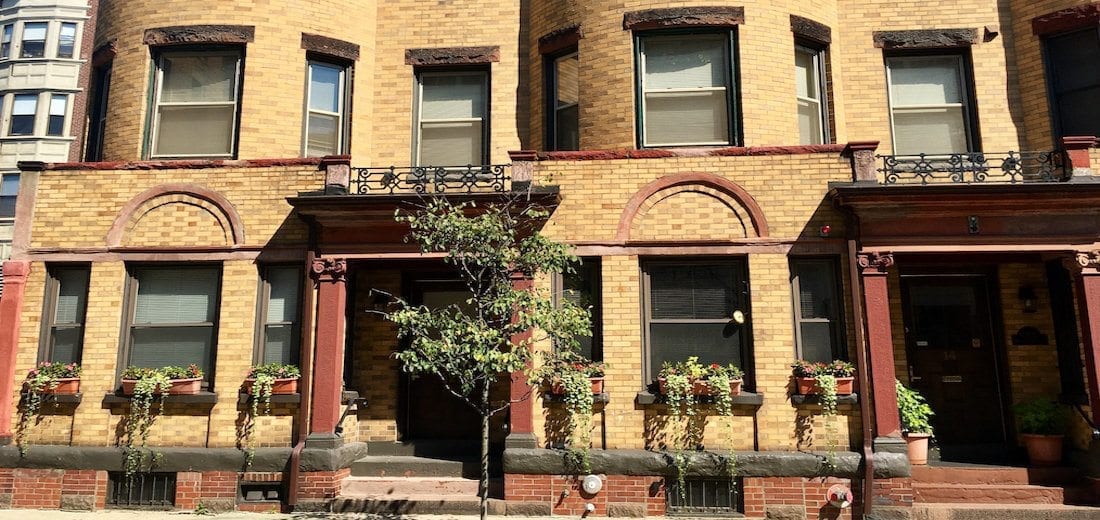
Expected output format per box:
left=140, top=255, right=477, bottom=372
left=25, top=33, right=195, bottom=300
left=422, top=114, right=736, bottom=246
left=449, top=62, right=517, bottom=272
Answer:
left=243, top=377, right=299, bottom=395
left=122, top=377, right=202, bottom=396
left=796, top=376, right=854, bottom=396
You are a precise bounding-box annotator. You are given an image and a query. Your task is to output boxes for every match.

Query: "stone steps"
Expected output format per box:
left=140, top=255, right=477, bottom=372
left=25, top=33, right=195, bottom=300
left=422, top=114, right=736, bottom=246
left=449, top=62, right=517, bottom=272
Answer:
left=911, top=465, right=1081, bottom=486
left=914, top=482, right=1066, bottom=504
left=350, top=455, right=478, bottom=479
left=341, top=476, right=480, bottom=496
left=913, top=503, right=1100, bottom=520
left=331, top=495, right=507, bottom=515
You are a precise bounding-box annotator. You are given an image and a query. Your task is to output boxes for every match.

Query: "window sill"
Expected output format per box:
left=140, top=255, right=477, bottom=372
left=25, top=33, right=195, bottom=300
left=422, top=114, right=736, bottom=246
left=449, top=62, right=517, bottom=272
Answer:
left=790, top=393, right=859, bottom=406
left=21, top=392, right=81, bottom=405
left=102, top=391, right=218, bottom=406
left=542, top=392, right=610, bottom=406
left=237, top=392, right=301, bottom=406
left=0, top=135, right=75, bottom=142
left=635, top=390, right=763, bottom=408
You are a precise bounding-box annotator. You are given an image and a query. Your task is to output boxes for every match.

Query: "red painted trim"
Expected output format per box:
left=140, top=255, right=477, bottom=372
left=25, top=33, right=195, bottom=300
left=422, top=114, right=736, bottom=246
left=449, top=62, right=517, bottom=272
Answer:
left=1032, top=3, right=1100, bottom=36
left=309, top=259, right=347, bottom=437
left=19, top=157, right=322, bottom=172
left=861, top=263, right=901, bottom=438
left=0, top=261, right=31, bottom=441
left=509, top=275, right=535, bottom=435
left=522, top=144, right=846, bottom=162
left=106, top=184, right=246, bottom=247
left=1076, top=272, right=1100, bottom=424
left=615, top=173, right=770, bottom=240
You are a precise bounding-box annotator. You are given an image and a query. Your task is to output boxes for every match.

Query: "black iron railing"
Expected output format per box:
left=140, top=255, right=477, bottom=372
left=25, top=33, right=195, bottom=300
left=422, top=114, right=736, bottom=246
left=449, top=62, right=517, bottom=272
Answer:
left=878, top=151, right=1067, bottom=185
left=350, top=165, right=509, bottom=194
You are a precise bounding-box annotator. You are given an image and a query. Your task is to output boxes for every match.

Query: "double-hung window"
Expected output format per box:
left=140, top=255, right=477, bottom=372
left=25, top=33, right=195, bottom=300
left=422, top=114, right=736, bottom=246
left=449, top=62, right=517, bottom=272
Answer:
left=555, top=258, right=602, bottom=361
left=47, top=94, right=66, bottom=136
left=546, top=52, right=579, bottom=151
left=19, top=22, right=46, bottom=58
left=255, top=266, right=301, bottom=365
left=0, top=173, right=18, bottom=263
left=795, top=42, right=828, bottom=145
left=1, top=25, right=12, bottom=59
left=57, top=22, right=77, bottom=59
left=415, top=70, right=488, bottom=166
left=1043, top=28, right=1100, bottom=140
left=304, top=60, right=348, bottom=157
left=124, top=266, right=221, bottom=384
left=10, top=93, right=36, bottom=135
left=637, top=32, right=736, bottom=147
left=39, top=266, right=90, bottom=364
left=151, top=49, right=242, bottom=158
left=886, top=54, right=975, bottom=155
left=789, top=258, right=845, bottom=362
left=642, top=260, right=751, bottom=384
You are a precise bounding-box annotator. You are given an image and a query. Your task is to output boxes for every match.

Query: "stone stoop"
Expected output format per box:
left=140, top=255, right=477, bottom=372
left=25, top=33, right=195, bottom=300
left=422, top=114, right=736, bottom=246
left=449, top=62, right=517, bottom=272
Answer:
left=911, top=465, right=1097, bottom=506
left=913, top=503, right=1100, bottom=520
left=335, top=451, right=503, bottom=515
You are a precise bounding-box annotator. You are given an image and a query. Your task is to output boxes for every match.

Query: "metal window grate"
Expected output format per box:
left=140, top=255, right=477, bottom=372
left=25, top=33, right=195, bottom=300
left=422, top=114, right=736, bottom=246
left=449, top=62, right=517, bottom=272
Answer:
left=107, top=472, right=176, bottom=509
left=666, top=477, right=742, bottom=516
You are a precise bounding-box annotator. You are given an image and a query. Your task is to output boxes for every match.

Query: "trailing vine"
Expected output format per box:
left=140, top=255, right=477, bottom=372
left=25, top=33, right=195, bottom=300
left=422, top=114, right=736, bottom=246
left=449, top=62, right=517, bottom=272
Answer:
left=16, top=362, right=81, bottom=456
left=533, top=357, right=603, bottom=473
left=239, top=363, right=300, bottom=467
left=815, top=374, right=839, bottom=470
left=120, top=367, right=171, bottom=479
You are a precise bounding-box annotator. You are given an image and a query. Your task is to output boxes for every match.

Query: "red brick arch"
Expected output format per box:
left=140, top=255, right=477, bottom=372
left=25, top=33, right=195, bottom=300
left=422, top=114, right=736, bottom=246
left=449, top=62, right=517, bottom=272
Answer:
left=106, top=184, right=245, bottom=247
left=615, top=173, right=769, bottom=241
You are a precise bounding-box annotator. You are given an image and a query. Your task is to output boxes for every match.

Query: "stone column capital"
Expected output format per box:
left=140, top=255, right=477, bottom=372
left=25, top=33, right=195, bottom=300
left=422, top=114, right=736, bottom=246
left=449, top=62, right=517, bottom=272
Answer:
left=858, top=252, right=895, bottom=274
left=311, top=258, right=348, bottom=283
left=1067, top=251, right=1100, bottom=275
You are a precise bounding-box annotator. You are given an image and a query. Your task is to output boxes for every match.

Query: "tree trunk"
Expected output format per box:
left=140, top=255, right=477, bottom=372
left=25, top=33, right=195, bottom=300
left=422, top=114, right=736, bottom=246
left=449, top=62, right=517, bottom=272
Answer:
left=480, top=381, right=490, bottom=520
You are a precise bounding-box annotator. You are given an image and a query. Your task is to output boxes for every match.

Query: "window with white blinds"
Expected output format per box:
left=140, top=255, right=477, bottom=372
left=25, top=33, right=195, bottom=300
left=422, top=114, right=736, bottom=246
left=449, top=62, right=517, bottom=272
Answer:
left=304, top=60, right=348, bottom=157
left=126, top=266, right=220, bottom=381
left=643, top=261, right=750, bottom=382
left=19, top=22, right=46, bottom=58
left=151, top=50, right=241, bottom=158
left=638, top=33, right=735, bottom=147
left=795, top=43, right=828, bottom=145
left=415, top=71, right=488, bottom=166
left=886, top=54, right=974, bottom=155
left=39, top=266, right=90, bottom=364
left=256, top=265, right=301, bottom=365
left=789, top=258, right=845, bottom=362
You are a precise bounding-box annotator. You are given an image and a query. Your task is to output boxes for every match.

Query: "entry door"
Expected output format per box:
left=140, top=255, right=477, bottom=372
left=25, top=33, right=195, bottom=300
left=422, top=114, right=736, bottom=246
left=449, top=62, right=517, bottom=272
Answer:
left=402, top=281, right=482, bottom=441
left=902, top=275, right=1006, bottom=445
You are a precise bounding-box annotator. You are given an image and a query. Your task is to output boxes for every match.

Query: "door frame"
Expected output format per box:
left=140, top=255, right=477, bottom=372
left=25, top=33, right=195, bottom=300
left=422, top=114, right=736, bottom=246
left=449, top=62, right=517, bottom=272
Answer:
left=899, top=267, right=1013, bottom=445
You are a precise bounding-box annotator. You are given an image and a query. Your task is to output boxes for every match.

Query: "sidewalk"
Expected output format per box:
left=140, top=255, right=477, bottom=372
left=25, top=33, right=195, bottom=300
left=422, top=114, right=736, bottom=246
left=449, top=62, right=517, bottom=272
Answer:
left=0, top=512, right=551, bottom=520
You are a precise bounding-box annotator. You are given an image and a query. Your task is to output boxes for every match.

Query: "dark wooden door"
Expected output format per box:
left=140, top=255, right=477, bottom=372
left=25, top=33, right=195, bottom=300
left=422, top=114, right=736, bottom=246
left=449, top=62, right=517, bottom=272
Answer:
left=902, top=275, right=1006, bottom=445
left=402, top=281, right=482, bottom=441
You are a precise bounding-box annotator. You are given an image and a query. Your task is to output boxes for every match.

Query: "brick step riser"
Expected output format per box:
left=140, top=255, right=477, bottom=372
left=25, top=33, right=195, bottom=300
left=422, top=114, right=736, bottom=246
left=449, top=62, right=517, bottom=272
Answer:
left=915, top=484, right=1066, bottom=505
left=911, top=466, right=1082, bottom=486
left=341, top=478, right=480, bottom=496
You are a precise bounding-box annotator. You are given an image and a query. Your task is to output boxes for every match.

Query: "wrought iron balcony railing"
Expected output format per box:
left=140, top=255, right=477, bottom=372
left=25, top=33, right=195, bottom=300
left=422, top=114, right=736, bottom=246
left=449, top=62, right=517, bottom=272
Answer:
left=878, top=151, right=1067, bottom=185
left=350, top=165, right=509, bottom=194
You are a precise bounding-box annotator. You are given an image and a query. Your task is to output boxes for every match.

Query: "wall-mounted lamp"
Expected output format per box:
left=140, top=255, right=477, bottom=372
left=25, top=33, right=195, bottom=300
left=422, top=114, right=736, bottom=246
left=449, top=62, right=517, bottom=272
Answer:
left=1018, top=286, right=1038, bottom=314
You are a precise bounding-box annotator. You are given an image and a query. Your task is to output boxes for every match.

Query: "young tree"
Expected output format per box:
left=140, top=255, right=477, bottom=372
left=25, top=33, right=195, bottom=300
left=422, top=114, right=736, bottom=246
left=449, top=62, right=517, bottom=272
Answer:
left=386, top=196, right=590, bottom=520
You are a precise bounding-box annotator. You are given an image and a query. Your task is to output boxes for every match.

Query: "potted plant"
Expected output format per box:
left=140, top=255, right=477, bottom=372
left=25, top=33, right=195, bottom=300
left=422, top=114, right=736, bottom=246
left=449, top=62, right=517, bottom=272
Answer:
left=16, top=362, right=82, bottom=454
left=658, top=357, right=744, bottom=398
left=896, top=379, right=934, bottom=465
left=239, top=363, right=301, bottom=467
left=1014, top=399, right=1066, bottom=467
left=532, top=356, right=606, bottom=472
left=121, top=364, right=203, bottom=396
left=792, top=360, right=855, bottom=395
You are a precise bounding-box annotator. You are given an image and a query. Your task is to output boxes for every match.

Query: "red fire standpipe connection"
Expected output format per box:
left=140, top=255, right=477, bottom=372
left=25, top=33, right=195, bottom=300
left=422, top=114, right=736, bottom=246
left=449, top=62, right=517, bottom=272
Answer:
left=286, top=247, right=318, bottom=510
left=847, top=238, right=876, bottom=518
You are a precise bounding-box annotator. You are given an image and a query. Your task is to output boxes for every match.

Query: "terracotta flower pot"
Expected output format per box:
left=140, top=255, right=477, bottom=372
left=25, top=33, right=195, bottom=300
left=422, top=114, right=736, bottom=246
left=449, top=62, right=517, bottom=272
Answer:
left=661, top=378, right=743, bottom=396
left=904, top=433, right=931, bottom=465
left=550, top=377, right=604, bottom=395
left=121, top=377, right=202, bottom=396
left=25, top=377, right=80, bottom=395
left=1021, top=433, right=1064, bottom=467
left=243, top=377, right=299, bottom=395
left=795, top=376, right=855, bottom=395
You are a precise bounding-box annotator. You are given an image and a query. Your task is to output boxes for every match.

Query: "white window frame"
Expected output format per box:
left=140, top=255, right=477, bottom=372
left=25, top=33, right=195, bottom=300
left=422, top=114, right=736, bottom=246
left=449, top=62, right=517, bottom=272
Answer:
left=795, top=43, right=829, bottom=145
left=19, top=21, right=47, bottom=59
left=150, top=49, right=242, bottom=159
left=637, top=31, right=736, bottom=148
left=9, top=92, right=38, bottom=136
left=885, top=53, right=974, bottom=156
left=56, top=22, right=77, bottom=59
left=47, top=93, right=67, bottom=136
left=413, top=69, right=489, bottom=167
left=1, top=25, right=12, bottom=59
left=302, top=59, right=348, bottom=157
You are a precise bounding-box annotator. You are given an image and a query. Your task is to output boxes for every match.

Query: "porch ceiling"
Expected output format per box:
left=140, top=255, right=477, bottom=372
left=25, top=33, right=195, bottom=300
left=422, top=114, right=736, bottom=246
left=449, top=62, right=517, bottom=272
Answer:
left=829, top=181, right=1100, bottom=251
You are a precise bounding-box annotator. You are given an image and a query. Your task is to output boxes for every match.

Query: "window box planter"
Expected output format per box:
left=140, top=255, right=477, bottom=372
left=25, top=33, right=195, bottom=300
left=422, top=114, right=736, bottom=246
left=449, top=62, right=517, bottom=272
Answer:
left=658, top=377, right=743, bottom=397
left=795, top=376, right=854, bottom=396
left=243, top=377, right=299, bottom=395
left=24, top=377, right=80, bottom=395
left=121, top=377, right=202, bottom=396
left=549, top=376, right=604, bottom=396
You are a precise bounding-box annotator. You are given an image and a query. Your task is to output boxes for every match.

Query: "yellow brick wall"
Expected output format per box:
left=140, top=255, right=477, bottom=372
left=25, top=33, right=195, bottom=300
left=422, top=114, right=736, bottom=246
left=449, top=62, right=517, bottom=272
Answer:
left=95, top=0, right=376, bottom=161
left=123, top=195, right=230, bottom=247
left=350, top=268, right=402, bottom=443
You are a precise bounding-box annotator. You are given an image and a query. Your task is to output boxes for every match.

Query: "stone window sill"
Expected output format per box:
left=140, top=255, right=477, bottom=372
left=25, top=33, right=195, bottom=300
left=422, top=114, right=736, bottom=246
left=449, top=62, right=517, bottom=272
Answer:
left=635, top=390, right=763, bottom=409
left=542, top=392, right=610, bottom=407
left=102, top=391, right=218, bottom=406
left=21, top=392, right=81, bottom=405
left=790, top=393, right=859, bottom=406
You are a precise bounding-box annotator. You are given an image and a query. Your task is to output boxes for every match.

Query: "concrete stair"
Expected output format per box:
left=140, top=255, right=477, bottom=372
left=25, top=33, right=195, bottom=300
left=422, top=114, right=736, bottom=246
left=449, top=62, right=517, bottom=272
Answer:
left=350, top=455, right=479, bottom=478
left=912, top=465, right=1097, bottom=507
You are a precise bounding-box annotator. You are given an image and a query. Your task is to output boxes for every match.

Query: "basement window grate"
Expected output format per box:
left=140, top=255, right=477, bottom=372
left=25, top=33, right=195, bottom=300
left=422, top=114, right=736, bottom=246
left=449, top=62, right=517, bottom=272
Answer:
left=666, top=477, right=742, bottom=516
left=107, top=472, right=176, bottom=509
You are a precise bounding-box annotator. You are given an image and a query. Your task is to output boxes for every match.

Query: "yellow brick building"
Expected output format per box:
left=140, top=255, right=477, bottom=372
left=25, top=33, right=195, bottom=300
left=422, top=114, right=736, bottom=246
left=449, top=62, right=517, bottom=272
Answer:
left=0, top=0, right=1098, bottom=517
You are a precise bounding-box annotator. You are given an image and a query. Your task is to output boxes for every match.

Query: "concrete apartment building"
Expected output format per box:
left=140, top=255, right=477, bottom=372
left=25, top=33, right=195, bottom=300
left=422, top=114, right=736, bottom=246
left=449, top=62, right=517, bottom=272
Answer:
left=0, top=0, right=1097, bottom=517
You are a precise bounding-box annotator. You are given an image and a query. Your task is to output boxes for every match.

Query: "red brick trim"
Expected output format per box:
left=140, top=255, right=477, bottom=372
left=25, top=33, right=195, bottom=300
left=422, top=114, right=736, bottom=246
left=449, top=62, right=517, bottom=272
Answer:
left=106, top=184, right=246, bottom=248
left=1032, top=3, right=1100, bottom=36
left=509, top=144, right=845, bottom=163
left=18, top=157, right=321, bottom=172
left=143, top=25, right=255, bottom=46
left=538, top=25, right=582, bottom=55
left=405, top=46, right=500, bottom=66
left=873, top=28, right=979, bottom=49
left=790, top=15, right=831, bottom=44
left=301, top=33, right=360, bottom=61
left=623, top=6, right=745, bottom=30
left=616, top=173, right=769, bottom=240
